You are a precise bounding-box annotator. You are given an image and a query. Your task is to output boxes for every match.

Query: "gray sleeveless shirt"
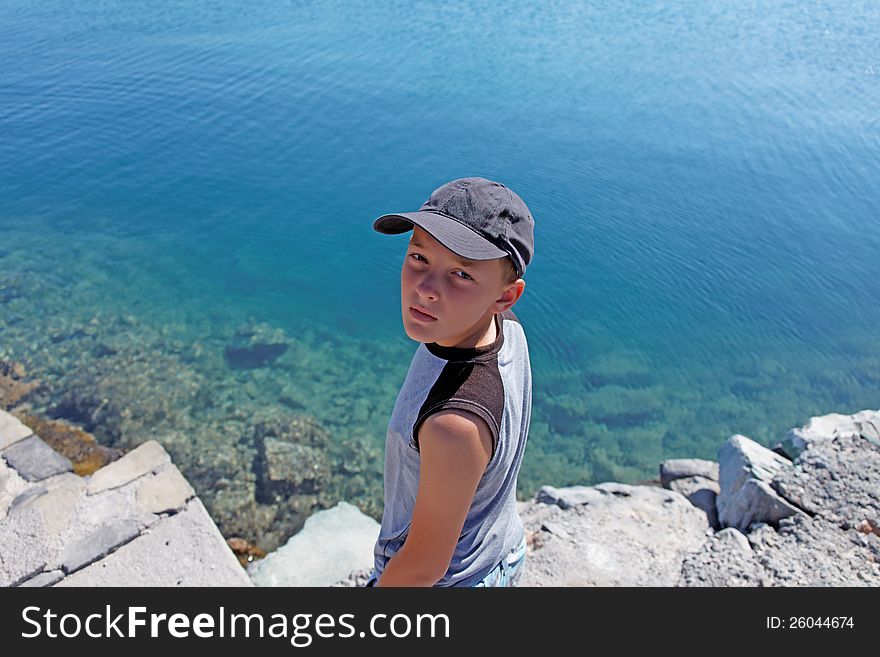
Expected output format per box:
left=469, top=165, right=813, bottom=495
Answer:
left=372, top=307, right=532, bottom=586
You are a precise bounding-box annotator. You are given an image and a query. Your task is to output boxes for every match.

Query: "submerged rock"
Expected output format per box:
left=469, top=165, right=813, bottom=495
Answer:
left=0, top=360, right=41, bottom=411
left=227, top=536, right=267, bottom=568
left=224, top=343, right=288, bottom=369
left=253, top=437, right=331, bottom=503
left=250, top=416, right=333, bottom=490
left=0, top=277, right=22, bottom=304
left=16, top=414, right=120, bottom=476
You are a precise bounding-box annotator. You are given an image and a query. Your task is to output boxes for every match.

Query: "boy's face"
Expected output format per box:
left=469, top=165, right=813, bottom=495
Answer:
left=401, top=225, right=519, bottom=347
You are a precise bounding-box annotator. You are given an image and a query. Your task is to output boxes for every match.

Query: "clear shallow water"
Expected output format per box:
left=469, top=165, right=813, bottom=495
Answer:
left=1, top=1, right=878, bottom=533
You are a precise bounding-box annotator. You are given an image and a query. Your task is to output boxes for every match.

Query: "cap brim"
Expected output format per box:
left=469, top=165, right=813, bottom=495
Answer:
left=373, top=211, right=508, bottom=262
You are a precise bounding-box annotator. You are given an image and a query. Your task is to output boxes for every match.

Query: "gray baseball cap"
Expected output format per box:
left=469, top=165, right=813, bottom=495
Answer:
left=373, top=177, right=535, bottom=279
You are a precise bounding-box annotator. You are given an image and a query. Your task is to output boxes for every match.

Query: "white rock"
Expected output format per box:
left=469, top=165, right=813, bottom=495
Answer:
left=787, top=409, right=880, bottom=451
left=247, top=501, right=379, bottom=587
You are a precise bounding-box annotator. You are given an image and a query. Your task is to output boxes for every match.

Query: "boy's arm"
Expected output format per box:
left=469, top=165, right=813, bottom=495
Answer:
left=376, top=408, right=493, bottom=587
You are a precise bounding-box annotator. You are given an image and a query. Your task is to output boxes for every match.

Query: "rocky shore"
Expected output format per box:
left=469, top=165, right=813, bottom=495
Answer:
left=2, top=401, right=878, bottom=587
left=325, top=408, right=879, bottom=587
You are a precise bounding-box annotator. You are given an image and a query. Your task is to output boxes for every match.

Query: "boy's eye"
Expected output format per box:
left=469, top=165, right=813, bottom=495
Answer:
left=409, top=253, right=473, bottom=281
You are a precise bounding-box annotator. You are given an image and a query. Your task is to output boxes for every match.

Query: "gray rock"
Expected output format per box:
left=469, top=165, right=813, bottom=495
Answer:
left=60, top=519, right=142, bottom=574
left=593, top=481, right=635, bottom=496
left=748, top=514, right=879, bottom=586
left=56, top=498, right=252, bottom=587
left=519, top=483, right=709, bottom=586
left=0, top=410, right=33, bottom=451
left=535, top=485, right=605, bottom=509
left=717, top=434, right=802, bottom=532
left=681, top=411, right=880, bottom=587
left=772, top=410, right=880, bottom=530
left=860, top=417, right=880, bottom=444
left=2, top=435, right=73, bottom=482
left=87, top=440, right=170, bottom=495
left=678, top=526, right=764, bottom=587
left=668, top=475, right=719, bottom=497
left=660, top=458, right=720, bottom=487
left=332, top=567, right=374, bottom=588
left=669, top=476, right=720, bottom=529
left=540, top=521, right=572, bottom=541
left=714, top=527, right=753, bottom=554
left=746, top=522, right=778, bottom=551
left=18, top=570, right=64, bottom=587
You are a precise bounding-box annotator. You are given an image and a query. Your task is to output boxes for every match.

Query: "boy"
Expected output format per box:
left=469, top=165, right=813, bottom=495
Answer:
left=365, top=177, right=535, bottom=587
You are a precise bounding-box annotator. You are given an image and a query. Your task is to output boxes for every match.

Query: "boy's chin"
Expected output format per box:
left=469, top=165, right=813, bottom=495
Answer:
left=403, top=323, right=429, bottom=341
left=402, top=317, right=437, bottom=341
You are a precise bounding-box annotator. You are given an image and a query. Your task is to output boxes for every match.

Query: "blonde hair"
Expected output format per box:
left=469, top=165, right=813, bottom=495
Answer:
left=499, top=255, right=519, bottom=285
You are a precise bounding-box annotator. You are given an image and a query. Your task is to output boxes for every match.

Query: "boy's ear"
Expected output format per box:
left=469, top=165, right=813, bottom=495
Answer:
left=498, top=279, right=525, bottom=308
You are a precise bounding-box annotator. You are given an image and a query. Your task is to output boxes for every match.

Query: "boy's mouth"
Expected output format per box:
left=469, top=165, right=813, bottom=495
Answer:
left=409, top=306, right=437, bottom=321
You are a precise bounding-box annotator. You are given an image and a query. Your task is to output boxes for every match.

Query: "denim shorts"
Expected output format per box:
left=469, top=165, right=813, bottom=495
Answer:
left=364, top=533, right=527, bottom=588
left=472, top=533, right=527, bottom=588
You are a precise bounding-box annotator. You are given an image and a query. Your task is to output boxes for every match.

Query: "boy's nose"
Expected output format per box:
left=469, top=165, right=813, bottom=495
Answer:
left=415, top=274, right=439, bottom=299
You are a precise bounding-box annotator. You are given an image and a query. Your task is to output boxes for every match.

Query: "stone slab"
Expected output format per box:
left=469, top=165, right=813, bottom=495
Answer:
left=18, top=569, right=65, bottom=587
left=0, top=459, right=29, bottom=522
left=136, top=465, right=195, bottom=515
left=10, top=486, right=47, bottom=510
left=0, top=506, right=49, bottom=587
left=2, top=435, right=73, bottom=482
left=18, top=475, right=87, bottom=537
left=0, top=410, right=33, bottom=450
left=60, top=519, right=142, bottom=574
left=87, top=440, right=170, bottom=495
left=56, top=498, right=252, bottom=587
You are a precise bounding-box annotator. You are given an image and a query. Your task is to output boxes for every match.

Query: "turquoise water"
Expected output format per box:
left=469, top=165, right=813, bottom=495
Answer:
left=1, top=1, right=878, bottom=544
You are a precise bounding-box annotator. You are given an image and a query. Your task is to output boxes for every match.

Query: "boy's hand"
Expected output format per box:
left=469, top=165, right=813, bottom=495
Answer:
left=375, top=409, right=493, bottom=587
